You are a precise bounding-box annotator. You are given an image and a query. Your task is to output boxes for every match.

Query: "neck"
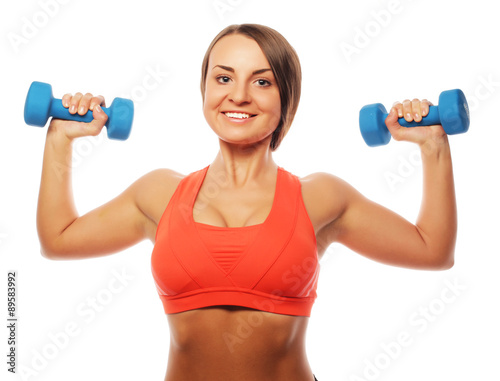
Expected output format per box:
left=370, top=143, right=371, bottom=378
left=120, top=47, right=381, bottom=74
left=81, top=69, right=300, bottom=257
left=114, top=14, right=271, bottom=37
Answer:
left=210, top=137, right=277, bottom=187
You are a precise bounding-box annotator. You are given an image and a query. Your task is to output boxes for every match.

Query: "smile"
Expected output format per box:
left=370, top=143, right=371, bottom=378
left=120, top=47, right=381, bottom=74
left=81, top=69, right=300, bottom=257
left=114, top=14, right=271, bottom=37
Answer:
left=223, top=112, right=256, bottom=119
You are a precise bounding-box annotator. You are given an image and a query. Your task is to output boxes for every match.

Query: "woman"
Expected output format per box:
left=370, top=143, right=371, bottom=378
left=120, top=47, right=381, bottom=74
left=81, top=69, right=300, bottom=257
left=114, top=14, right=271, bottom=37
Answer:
left=37, top=24, right=456, bottom=381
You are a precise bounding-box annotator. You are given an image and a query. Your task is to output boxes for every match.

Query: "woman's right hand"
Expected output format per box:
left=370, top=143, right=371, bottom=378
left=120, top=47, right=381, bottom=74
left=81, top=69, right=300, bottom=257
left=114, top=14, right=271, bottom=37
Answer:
left=48, top=92, right=109, bottom=140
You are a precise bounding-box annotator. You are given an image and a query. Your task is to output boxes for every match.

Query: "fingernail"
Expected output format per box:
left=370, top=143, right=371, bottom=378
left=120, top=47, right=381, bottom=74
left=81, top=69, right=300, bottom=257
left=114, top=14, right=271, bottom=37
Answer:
left=70, top=105, right=76, bottom=113
left=79, top=106, right=85, bottom=114
left=95, top=104, right=101, bottom=112
left=406, top=113, right=411, bottom=119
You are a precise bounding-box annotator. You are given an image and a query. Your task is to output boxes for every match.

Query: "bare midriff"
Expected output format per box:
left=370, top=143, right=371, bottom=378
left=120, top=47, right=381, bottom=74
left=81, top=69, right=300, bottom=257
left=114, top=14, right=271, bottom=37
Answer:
left=164, top=306, right=314, bottom=381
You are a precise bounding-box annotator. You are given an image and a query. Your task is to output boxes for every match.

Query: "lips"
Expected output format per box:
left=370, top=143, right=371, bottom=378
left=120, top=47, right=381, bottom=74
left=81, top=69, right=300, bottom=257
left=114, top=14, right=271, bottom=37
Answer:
left=222, top=111, right=257, bottom=119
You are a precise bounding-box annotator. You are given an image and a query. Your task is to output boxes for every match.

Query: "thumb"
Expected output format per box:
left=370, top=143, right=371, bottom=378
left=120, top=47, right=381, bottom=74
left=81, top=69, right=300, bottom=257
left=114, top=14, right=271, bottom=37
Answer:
left=385, top=107, right=406, bottom=141
left=87, top=104, right=108, bottom=136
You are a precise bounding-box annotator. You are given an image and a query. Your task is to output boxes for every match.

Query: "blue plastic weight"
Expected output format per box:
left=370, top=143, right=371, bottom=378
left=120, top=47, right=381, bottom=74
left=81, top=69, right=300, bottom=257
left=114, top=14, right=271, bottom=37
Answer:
left=359, top=89, right=470, bottom=147
left=24, top=81, right=134, bottom=140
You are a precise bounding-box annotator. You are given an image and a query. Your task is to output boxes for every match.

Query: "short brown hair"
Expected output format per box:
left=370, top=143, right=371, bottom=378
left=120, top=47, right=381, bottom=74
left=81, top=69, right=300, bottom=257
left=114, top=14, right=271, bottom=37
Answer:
left=200, top=24, right=302, bottom=151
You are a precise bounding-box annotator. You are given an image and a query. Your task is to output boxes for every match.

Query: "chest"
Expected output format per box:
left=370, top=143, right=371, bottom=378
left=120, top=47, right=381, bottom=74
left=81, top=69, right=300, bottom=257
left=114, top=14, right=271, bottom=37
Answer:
left=194, top=172, right=335, bottom=230
left=192, top=183, right=276, bottom=228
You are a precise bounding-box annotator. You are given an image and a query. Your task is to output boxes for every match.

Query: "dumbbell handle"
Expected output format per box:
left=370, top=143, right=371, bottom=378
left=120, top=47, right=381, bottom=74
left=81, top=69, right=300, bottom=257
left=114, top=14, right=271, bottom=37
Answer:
left=49, top=97, right=112, bottom=124
left=389, top=106, right=440, bottom=128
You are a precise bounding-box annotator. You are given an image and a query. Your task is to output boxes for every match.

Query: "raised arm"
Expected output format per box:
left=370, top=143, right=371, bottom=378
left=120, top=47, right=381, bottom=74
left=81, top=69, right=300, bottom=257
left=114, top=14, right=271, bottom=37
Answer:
left=319, top=99, right=456, bottom=270
left=37, top=92, right=155, bottom=260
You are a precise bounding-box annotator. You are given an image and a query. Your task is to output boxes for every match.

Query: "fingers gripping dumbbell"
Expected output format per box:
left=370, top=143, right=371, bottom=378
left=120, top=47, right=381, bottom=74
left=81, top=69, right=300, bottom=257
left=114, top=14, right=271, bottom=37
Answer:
left=24, top=81, right=134, bottom=140
left=359, top=89, right=470, bottom=147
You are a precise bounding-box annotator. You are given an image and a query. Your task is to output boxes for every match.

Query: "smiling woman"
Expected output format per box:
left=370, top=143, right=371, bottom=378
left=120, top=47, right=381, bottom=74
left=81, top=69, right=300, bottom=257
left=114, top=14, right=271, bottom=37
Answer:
left=200, top=24, right=301, bottom=151
left=36, top=23, right=456, bottom=381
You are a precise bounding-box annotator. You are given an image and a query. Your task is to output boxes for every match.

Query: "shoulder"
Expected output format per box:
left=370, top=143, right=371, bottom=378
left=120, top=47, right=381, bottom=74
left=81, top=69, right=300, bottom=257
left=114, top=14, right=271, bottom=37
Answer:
left=132, top=168, right=185, bottom=197
left=131, top=168, right=186, bottom=225
left=296, top=171, right=359, bottom=234
left=297, top=171, right=351, bottom=199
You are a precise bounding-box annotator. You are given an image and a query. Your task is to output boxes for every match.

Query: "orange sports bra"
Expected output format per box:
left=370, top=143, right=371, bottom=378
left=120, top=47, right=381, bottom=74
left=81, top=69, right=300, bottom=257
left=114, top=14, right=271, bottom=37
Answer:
left=151, top=165, right=320, bottom=317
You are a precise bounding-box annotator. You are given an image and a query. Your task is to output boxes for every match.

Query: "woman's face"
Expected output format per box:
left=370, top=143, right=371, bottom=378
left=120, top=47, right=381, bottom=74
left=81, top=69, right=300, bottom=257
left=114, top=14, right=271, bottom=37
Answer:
left=203, top=34, right=281, bottom=148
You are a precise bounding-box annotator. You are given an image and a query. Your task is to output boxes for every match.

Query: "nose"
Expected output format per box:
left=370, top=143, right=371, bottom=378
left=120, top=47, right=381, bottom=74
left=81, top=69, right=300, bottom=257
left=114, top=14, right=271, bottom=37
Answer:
left=229, top=82, right=251, bottom=104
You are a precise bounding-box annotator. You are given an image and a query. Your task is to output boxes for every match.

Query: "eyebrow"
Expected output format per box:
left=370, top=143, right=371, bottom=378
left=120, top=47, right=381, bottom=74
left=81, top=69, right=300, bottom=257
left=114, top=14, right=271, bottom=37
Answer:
left=212, top=65, right=272, bottom=75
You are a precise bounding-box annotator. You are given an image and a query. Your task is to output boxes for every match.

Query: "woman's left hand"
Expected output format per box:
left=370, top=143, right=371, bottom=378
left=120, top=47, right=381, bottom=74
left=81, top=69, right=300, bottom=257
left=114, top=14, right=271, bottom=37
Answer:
left=385, top=98, right=448, bottom=148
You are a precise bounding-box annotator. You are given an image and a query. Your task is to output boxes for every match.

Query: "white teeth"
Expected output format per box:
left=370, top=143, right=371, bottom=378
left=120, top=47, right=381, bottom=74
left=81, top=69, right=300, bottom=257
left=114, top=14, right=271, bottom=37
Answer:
left=225, top=112, right=251, bottom=119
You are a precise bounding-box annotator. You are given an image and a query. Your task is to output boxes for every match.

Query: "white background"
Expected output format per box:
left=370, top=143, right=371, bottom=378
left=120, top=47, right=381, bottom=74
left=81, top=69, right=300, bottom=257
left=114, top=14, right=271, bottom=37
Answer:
left=1, top=0, right=499, bottom=380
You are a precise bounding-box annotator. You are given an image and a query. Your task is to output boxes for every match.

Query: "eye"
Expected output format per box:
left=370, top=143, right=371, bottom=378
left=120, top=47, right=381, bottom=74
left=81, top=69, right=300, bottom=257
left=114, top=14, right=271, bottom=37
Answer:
left=256, top=79, right=271, bottom=87
left=216, top=75, right=231, bottom=84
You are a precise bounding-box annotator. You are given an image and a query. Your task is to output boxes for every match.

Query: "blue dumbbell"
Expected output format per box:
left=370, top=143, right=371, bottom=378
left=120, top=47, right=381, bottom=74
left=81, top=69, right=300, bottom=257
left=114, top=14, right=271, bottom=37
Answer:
left=359, top=89, right=470, bottom=147
left=24, top=81, right=134, bottom=140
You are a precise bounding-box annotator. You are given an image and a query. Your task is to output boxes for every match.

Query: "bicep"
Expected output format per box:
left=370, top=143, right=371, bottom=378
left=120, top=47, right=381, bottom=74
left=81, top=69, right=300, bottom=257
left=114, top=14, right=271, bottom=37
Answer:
left=47, top=181, right=150, bottom=260
left=329, top=181, right=444, bottom=270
